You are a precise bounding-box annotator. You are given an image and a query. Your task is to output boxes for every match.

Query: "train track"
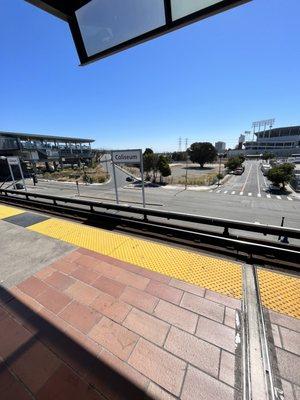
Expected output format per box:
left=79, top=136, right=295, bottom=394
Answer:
left=1, top=189, right=299, bottom=272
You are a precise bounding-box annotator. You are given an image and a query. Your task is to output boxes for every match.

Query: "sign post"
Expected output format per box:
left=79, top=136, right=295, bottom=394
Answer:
left=111, top=149, right=145, bottom=208
left=111, top=154, right=120, bottom=205
left=140, top=150, right=146, bottom=208
left=7, top=157, right=27, bottom=191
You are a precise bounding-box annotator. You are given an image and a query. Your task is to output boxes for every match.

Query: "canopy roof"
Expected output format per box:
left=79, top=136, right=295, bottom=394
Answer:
left=25, top=0, right=90, bottom=21
left=26, top=0, right=250, bottom=65
left=0, top=131, right=94, bottom=143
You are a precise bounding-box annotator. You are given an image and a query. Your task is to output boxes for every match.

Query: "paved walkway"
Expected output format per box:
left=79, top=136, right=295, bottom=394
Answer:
left=1, top=248, right=242, bottom=399
left=0, top=204, right=299, bottom=399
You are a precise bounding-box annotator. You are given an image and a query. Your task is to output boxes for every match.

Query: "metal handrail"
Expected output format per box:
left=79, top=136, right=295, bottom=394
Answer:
left=0, top=188, right=300, bottom=240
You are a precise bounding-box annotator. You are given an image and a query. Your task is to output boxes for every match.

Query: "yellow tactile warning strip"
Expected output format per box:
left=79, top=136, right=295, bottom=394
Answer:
left=258, top=269, right=300, bottom=319
left=28, top=217, right=243, bottom=299
left=0, top=204, right=25, bottom=219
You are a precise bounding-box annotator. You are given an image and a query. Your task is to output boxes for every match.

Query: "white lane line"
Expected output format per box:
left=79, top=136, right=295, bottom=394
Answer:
left=240, top=191, right=244, bottom=195
left=224, top=191, right=228, bottom=194
left=287, top=197, right=293, bottom=201
left=263, top=174, right=268, bottom=188
left=248, top=193, right=252, bottom=196
left=241, top=163, right=253, bottom=193
left=216, top=190, right=221, bottom=193
left=266, top=194, right=271, bottom=198
left=231, top=191, right=235, bottom=195
left=276, top=195, right=282, bottom=200
left=256, top=163, right=261, bottom=197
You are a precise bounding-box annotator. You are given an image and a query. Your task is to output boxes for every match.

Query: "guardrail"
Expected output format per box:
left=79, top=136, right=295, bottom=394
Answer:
left=0, top=188, right=300, bottom=241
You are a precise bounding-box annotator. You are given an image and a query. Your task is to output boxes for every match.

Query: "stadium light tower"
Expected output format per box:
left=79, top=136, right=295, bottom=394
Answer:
left=252, top=119, right=275, bottom=142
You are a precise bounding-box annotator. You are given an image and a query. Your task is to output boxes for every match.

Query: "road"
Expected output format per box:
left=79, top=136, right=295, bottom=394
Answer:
left=12, top=159, right=300, bottom=229
left=211, top=160, right=293, bottom=201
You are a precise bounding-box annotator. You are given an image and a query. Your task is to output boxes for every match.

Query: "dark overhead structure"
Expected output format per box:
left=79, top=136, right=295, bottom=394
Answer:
left=26, top=0, right=251, bottom=65
left=0, top=131, right=94, bottom=168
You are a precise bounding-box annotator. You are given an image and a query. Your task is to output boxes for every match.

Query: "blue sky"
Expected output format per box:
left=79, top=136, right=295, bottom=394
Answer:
left=1, top=0, right=299, bottom=152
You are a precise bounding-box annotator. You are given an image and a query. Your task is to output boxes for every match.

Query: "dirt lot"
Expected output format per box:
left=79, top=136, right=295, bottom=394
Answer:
left=123, top=162, right=225, bottom=186
left=42, top=165, right=109, bottom=184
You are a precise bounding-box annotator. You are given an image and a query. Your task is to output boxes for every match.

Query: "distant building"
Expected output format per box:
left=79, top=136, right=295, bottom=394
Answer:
left=215, top=141, right=226, bottom=153
left=0, top=131, right=94, bottom=164
left=239, top=134, right=246, bottom=144
left=0, top=131, right=95, bottom=179
left=244, top=126, right=300, bottom=157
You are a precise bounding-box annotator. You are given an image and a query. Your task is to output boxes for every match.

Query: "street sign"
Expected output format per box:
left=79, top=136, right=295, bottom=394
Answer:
left=7, top=157, right=20, bottom=166
left=111, top=149, right=145, bottom=208
left=111, top=150, right=141, bottom=164
left=6, top=156, right=27, bottom=191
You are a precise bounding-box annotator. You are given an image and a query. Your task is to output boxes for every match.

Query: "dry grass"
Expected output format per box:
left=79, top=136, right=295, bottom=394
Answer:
left=43, top=165, right=108, bottom=184
left=165, top=171, right=218, bottom=186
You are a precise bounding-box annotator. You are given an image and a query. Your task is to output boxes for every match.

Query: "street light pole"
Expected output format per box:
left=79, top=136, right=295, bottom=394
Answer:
left=185, top=138, right=188, bottom=190
left=218, top=154, right=222, bottom=186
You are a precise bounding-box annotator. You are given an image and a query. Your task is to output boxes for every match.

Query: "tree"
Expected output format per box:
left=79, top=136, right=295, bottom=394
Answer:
left=144, top=148, right=154, bottom=155
left=262, top=152, right=275, bottom=161
left=226, top=157, right=243, bottom=171
left=152, top=154, right=159, bottom=182
left=267, top=163, right=295, bottom=189
left=238, top=155, right=245, bottom=164
left=188, top=142, right=217, bottom=168
left=143, top=148, right=154, bottom=179
left=158, top=155, right=171, bottom=183
left=172, top=151, right=187, bottom=162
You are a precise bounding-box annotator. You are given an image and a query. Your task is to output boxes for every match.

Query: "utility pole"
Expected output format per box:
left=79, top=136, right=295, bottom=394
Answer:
left=178, top=137, right=182, bottom=152
left=218, top=154, right=222, bottom=186
left=185, top=138, right=188, bottom=190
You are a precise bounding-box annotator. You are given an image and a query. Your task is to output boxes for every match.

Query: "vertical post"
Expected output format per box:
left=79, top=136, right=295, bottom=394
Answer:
left=185, top=138, right=188, bottom=190
left=111, top=151, right=119, bottom=204
left=18, top=159, right=27, bottom=191
left=218, top=155, right=222, bottom=186
left=140, top=150, right=146, bottom=208
left=7, top=162, right=16, bottom=190
left=76, top=180, right=80, bottom=197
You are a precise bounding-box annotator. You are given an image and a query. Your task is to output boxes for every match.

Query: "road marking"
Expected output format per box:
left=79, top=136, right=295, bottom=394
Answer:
left=224, top=190, right=228, bottom=194
left=276, top=196, right=282, bottom=200
left=256, top=163, right=261, bottom=197
left=239, top=191, right=243, bottom=195
left=231, top=191, right=235, bottom=195
left=248, top=193, right=252, bottom=196
left=209, top=190, right=213, bottom=192
left=266, top=194, right=271, bottom=199
left=216, top=190, right=221, bottom=193
left=287, top=197, right=293, bottom=201
left=241, top=163, right=253, bottom=193
left=262, top=174, right=268, bottom=188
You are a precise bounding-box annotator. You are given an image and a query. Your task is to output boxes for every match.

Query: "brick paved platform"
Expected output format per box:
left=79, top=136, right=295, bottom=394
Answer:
left=0, top=248, right=244, bottom=400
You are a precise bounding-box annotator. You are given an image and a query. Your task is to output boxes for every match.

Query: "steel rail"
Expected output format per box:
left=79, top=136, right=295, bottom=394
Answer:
left=0, top=189, right=299, bottom=268
left=1, top=188, right=299, bottom=240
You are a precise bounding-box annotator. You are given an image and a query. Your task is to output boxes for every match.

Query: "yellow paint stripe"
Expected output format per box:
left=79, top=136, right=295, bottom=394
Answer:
left=0, top=205, right=25, bottom=219
left=258, top=269, right=300, bottom=319
left=28, top=218, right=242, bottom=299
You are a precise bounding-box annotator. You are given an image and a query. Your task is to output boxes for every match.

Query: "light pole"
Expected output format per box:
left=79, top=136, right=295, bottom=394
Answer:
left=184, top=138, right=189, bottom=190
left=217, top=153, right=223, bottom=186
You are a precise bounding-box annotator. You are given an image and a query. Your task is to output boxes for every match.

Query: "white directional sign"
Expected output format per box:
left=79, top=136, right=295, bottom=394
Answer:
left=111, top=149, right=145, bottom=208
left=111, top=150, right=141, bottom=164
left=7, top=156, right=20, bottom=166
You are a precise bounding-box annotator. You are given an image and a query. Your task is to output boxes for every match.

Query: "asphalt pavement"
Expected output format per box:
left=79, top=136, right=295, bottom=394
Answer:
left=5, top=160, right=299, bottom=229
left=211, top=160, right=293, bottom=201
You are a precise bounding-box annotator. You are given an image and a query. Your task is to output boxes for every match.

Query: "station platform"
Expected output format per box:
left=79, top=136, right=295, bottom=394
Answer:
left=0, top=204, right=299, bottom=400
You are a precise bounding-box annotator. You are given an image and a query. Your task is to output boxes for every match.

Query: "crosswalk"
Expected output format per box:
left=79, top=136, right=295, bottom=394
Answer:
left=209, top=189, right=294, bottom=201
